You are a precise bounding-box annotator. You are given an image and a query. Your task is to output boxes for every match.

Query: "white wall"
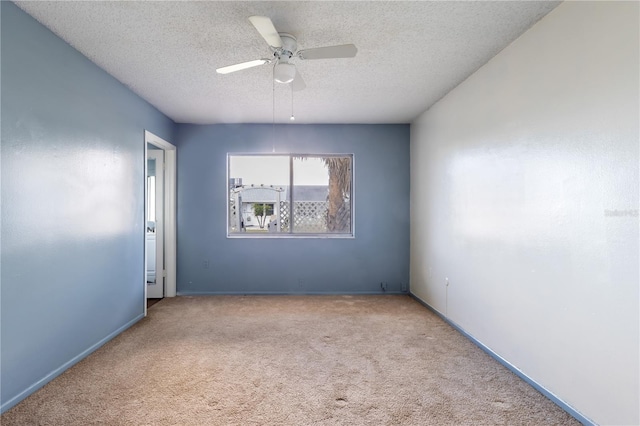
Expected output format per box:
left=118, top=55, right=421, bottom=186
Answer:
left=410, top=2, right=638, bottom=425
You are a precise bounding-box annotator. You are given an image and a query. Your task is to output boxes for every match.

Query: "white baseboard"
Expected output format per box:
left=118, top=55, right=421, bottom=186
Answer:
left=409, top=293, right=594, bottom=426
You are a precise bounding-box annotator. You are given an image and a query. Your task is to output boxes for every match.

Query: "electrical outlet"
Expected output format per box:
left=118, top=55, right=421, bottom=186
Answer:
left=203, top=260, right=210, bottom=269
left=380, top=282, right=387, bottom=292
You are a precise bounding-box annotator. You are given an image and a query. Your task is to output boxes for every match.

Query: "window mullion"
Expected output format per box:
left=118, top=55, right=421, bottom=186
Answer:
left=289, top=155, right=294, bottom=234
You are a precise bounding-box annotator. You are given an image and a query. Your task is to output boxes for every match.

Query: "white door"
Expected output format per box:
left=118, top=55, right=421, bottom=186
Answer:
left=146, top=149, right=164, bottom=298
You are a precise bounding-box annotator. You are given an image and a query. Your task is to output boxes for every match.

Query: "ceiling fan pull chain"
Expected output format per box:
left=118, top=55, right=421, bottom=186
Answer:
left=272, top=69, right=276, bottom=152
left=290, top=87, right=295, bottom=122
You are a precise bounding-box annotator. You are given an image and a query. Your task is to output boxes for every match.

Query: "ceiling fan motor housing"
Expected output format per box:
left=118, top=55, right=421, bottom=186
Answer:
left=277, top=33, right=298, bottom=59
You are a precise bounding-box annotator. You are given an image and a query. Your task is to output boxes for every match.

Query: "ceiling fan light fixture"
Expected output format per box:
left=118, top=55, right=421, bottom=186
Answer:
left=274, top=62, right=296, bottom=84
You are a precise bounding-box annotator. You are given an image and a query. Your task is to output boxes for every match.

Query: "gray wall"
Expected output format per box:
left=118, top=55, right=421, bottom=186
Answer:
left=1, top=2, right=175, bottom=412
left=175, top=124, right=410, bottom=294
left=410, top=2, right=639, bottom=425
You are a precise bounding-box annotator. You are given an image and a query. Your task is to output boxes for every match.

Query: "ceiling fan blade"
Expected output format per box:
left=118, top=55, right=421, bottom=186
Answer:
left=216, top=59, right=269, bottom=74
left=298, top=44, right=357, bottom=60
left=248, top=16, right=283, bottom=48
left=291, top=71, right=306, bottom=91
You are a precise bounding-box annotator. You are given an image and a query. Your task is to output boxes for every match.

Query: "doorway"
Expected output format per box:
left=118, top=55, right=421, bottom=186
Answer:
left=147, top=148, right=164, bottom=299
left=144, top=131, right=177, bottom=315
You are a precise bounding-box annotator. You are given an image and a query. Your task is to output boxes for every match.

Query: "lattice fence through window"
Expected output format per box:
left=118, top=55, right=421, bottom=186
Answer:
left=279, top=201, right=290, bottom=232
left=293, top=201, right=329, bottom=233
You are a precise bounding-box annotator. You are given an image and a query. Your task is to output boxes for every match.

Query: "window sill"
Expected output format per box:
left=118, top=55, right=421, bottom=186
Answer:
left=227, top=233, right=355, bottom=239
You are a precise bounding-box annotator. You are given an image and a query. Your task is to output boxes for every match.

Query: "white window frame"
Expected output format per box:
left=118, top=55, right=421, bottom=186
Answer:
left=226, top=153, right=355, bottom=239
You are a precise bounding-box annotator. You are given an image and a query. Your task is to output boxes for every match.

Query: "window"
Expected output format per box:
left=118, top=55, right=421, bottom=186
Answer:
left=228, top=154, right=353, bottom=237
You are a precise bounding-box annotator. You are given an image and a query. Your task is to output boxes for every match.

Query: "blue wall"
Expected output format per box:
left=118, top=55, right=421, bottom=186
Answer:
left=175, top=124, right=410, bottom=294
left=1, top=2, right=409, bottom=412
left=1, top=2, right=175, bottom=412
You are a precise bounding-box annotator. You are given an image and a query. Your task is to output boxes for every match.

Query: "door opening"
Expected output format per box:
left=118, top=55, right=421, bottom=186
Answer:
left=144, top=131, right=177, bottom=316
left=147, top=148, right=164, bottom=300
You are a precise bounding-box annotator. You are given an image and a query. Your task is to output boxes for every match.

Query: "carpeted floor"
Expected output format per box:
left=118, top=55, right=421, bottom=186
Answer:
left=2, top=295, right=578, bottom=425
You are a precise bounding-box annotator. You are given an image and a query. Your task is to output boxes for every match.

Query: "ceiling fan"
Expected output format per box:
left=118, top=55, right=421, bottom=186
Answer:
left=216, top=16, right=358, bottom=91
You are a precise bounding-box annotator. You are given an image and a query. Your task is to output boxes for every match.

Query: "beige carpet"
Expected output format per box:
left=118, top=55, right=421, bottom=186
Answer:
left=2, top=295, right=578, bottom=425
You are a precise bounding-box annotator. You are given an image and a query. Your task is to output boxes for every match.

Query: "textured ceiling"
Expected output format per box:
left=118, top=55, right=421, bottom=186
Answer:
left=15, top=1, right=560, bottom=124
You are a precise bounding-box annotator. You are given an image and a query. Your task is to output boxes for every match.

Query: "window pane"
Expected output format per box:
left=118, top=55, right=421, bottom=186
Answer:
left=292, top=156, right=352, bottom=234
left=229, top=156, right=288, bottom=234
left=228, top=154, right=353, bottom=236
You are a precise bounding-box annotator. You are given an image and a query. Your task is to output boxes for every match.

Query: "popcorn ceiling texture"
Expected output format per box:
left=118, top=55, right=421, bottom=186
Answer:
left=15, top=1, right=560, bottom=124
left=1, top=296, right=578, bottom=425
